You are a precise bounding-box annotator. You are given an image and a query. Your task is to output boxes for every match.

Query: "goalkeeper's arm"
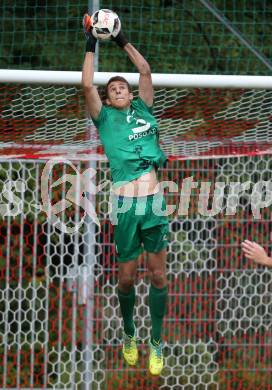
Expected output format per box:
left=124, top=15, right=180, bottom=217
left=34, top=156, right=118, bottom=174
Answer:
left=81, top=14, right=102, bottom=120
left=241, top=240, right=272, bottom=267
left=113, top=31, right=153, bottom=107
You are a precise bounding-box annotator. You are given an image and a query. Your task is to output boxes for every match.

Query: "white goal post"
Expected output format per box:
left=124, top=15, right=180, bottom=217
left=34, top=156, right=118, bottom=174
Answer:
left=1, top=69, right=272, bottom=89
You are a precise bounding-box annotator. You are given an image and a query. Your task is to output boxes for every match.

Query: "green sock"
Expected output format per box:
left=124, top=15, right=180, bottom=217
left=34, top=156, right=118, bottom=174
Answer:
left=117, top=286, right=136, bottom=337
left=149, top=284, right=168, bottom=345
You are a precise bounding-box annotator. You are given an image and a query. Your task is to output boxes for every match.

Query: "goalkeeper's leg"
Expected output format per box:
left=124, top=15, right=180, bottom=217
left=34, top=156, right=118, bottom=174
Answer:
left=114, top=196, right=144, bottom=366
left=118, top=259, right=138, bottom=366
left=147, top=248, right=168, bottom=375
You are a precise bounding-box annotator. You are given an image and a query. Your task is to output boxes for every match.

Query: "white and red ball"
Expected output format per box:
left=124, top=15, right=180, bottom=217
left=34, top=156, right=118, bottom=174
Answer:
left=91, top=9, right=121, bottom=40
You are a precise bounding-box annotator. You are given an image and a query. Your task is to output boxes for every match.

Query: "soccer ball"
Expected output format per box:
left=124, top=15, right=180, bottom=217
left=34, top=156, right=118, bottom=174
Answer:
left=91, top=9, right=121, bottom=40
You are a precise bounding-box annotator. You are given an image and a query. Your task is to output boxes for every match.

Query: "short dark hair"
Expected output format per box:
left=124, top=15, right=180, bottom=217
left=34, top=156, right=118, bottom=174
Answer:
left=105, top=76, right=132, bottom=98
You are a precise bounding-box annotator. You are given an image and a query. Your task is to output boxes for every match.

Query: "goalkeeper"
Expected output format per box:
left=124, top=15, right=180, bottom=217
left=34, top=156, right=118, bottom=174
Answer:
left=82, top=14, right=169, bottom=376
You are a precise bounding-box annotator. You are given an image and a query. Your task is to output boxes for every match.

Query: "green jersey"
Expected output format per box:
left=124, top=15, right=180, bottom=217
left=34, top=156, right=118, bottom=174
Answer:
left=92, top=97, right=167, bottom=185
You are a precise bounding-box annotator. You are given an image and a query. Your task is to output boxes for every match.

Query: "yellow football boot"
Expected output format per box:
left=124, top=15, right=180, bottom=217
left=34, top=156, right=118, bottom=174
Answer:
left=149, top=340, right=164, bottom=375
left=122, top=332, right=138, bottom=366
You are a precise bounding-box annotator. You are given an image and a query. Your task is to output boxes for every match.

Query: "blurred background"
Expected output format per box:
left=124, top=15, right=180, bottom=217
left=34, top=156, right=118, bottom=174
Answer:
left=0, top=0, right=272, bottom=74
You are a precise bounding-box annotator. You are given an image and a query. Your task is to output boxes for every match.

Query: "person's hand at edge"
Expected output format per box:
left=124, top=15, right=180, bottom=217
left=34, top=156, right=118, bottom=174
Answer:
left=242, top=240, right=272, bottom=267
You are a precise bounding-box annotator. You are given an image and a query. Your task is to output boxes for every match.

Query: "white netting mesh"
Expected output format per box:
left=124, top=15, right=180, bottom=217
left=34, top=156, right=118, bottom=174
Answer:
left=1, top=84, right=272, bottom=160
left=0, top=157, right=271, bottom=388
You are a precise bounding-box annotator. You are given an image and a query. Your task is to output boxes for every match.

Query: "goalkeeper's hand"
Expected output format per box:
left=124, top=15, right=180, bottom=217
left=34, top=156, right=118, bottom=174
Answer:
left=82, top=14, right=97, bottom=53
left=112, top=30, right=129, bottom=48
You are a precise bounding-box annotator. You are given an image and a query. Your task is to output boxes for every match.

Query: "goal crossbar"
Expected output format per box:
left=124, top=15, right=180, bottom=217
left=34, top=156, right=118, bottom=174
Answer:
left=1, top=69, right=272, bottom=89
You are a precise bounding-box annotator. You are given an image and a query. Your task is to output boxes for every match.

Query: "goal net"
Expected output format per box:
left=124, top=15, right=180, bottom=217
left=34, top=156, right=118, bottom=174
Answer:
left=1, top=71, right=272, bottom=160
left=0, top=72, right=272, bottom=389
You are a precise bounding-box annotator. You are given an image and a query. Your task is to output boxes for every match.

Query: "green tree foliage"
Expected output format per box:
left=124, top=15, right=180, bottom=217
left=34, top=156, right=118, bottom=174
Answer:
left=0, top=0, right=271, bottom=74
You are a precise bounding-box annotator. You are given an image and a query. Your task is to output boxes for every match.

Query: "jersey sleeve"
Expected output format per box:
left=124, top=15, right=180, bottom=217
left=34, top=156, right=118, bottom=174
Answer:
left=91, top=105, right=108, bottom=130
left=136, top=97, right=153, bottom=114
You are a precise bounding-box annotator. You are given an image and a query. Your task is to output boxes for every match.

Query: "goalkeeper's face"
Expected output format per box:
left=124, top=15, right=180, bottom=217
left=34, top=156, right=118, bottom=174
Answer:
left=106, top=81, right=133, bottom=109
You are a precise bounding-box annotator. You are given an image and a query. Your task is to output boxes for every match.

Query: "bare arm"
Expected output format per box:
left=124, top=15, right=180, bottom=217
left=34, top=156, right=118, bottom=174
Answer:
left=82, top=52, right=102, bottom=120
left=241, top=240, right=272, bottom=267
left=81, top=14, right=102, bottom=120
left=123, top=43, right=153, bottom=107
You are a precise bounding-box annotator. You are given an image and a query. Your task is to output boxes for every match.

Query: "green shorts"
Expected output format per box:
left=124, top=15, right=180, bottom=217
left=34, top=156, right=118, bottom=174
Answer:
left=112, top=193, right=169, bottom=262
